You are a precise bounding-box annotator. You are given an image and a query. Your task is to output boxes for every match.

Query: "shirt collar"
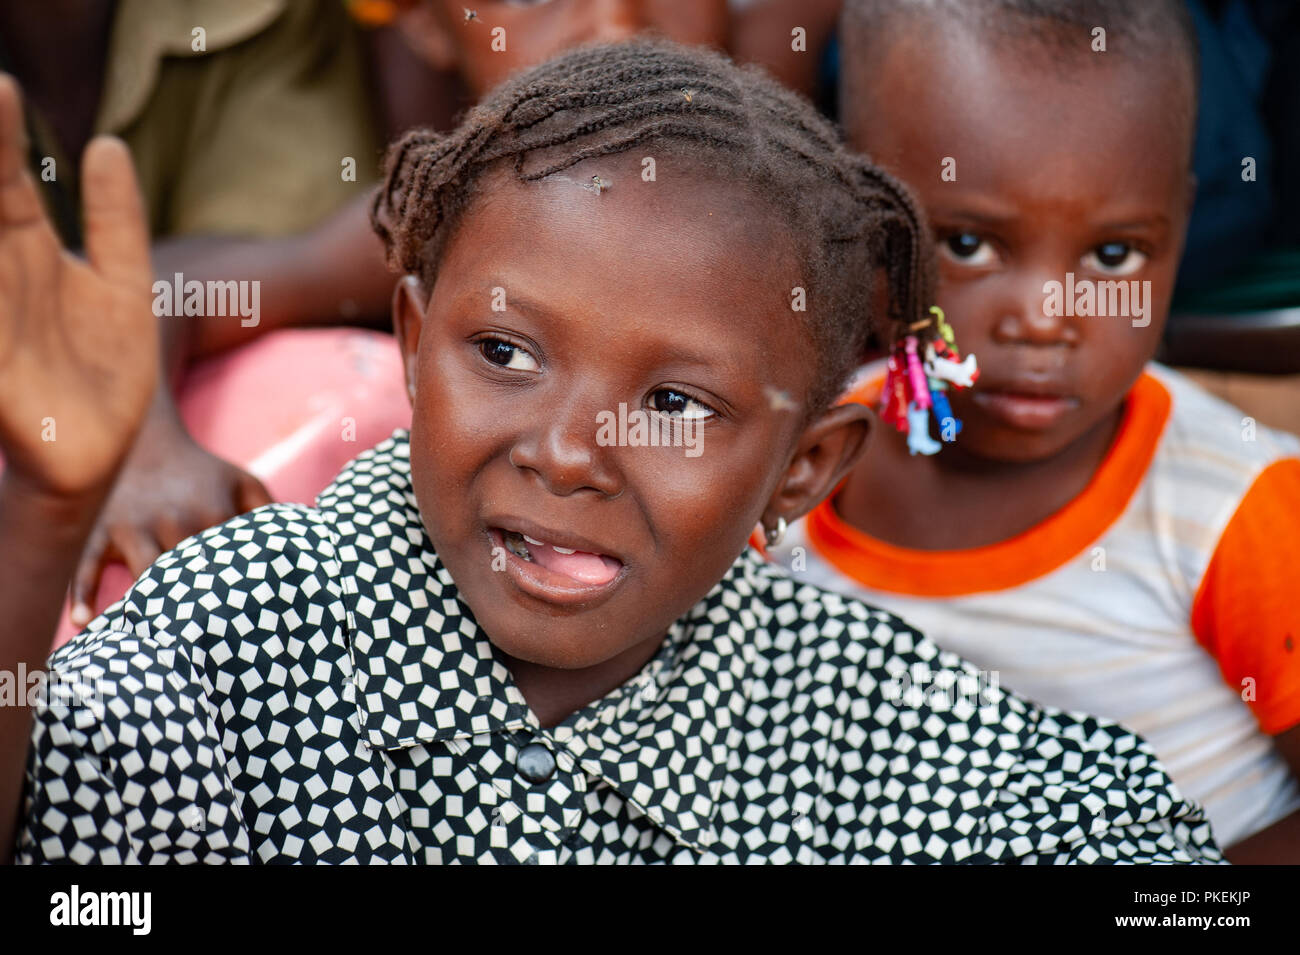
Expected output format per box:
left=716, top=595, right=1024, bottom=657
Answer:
left=326, top=431, right=761, bottom=852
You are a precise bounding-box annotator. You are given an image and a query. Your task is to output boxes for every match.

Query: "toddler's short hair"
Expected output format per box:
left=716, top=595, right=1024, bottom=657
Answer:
left=843, top=0, right=1199, bottom=134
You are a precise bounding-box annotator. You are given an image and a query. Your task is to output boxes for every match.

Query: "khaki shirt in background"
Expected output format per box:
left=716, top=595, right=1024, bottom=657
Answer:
left=33, top=0, right=379, bottom=242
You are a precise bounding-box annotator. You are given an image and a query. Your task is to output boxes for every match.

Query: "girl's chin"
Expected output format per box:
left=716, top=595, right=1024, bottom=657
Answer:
left=476, top=625, right=627, bottom=672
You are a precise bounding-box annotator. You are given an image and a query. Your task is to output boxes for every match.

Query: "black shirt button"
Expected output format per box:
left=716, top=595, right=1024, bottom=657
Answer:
left=517, top=742, right=556, bottom=783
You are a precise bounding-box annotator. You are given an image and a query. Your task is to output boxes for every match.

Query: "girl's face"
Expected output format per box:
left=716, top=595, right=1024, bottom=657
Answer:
left=394, top=153, right=866, bottom=670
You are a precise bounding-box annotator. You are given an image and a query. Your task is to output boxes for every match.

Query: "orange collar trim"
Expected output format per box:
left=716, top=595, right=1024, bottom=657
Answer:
left=808, top=371, right=1172, bottom=597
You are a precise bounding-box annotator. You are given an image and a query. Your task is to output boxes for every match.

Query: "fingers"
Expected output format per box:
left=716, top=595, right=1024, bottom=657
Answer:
left=114, top=525, right=162, bottom=580
left=70, top=523, right=160, bottom=627
left=70, top=527, right=113, bottom=628
left=81, top=135, right=151, bottom=289
left=236, top=470, right=274, bottom=514
left=152, top=512, right=191, bottom=553
left=0, top=73, right=50, bottom=230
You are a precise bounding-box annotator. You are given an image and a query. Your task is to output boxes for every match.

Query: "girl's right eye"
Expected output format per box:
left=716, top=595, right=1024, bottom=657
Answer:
left=940, top=232, right=998, bottom=267
left=479, top=338, right=539, bottom=372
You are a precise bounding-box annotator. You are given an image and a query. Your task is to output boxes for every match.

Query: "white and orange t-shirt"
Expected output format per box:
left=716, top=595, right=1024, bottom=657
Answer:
left=772, top=362, right=1300, bottom=847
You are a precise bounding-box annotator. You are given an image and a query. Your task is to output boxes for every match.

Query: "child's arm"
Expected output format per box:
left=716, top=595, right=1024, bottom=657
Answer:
left=1222, top=727, right=1300, bottom=863
left=0, top=74, right=156, bottom=863
left=1188, top=457, right=1300, bottom=860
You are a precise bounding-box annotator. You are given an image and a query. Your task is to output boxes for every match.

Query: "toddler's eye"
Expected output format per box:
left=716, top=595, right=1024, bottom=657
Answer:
left=650, top=389, right=715, bottom=420
left=479, top=338, right=539, bottom=372
left=1083, top=242, right=1147, bottom=276
left=940, top=233, right=997, bottom=267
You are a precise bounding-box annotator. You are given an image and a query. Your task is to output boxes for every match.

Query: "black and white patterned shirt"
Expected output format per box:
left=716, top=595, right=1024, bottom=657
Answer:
left=18, top=433, right=1223, bottom=864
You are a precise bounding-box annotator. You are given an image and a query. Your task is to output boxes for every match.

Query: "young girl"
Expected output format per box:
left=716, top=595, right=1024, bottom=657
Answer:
left=1, top=42, right=1222, bottom=863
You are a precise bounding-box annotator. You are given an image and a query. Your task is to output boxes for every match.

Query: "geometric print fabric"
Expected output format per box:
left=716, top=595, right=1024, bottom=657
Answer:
left=18, top=432, right=1223, bottom=864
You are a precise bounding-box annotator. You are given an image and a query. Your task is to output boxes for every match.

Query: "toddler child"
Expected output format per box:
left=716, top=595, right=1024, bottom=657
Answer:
left=778, top=0, right=1300, bottom=861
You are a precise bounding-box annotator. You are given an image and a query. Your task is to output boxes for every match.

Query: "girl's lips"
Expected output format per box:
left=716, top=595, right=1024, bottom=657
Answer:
left=512, top=530, right=622, bottom=584
left=972, top=390, right=1079, bottom=430
left=488, top=527, right=627, bottom=608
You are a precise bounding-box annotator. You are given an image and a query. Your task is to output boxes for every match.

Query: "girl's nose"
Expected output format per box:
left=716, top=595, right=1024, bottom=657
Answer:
left=509, top=400, right=623, bottom=498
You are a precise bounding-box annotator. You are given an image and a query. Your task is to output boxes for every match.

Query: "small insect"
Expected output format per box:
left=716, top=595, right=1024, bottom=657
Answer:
left=681, top=87, right=694, bottom=104
left=764, top=386, right=798, bottom=412
left=589, top=175, right=610, bottom=195
left=463, top=7, right=479, bottom=23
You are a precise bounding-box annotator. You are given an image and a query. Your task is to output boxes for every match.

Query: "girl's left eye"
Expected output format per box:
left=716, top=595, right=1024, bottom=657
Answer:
left=479, top=338, right=539, bottom=372
left=650, top=389, right=716, bottom=420
left=1083, top=242, right=1148, bottom=276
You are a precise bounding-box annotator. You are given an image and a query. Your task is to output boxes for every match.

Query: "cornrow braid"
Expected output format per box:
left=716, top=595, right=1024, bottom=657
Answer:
left=371, top=39, right=937, bottom=415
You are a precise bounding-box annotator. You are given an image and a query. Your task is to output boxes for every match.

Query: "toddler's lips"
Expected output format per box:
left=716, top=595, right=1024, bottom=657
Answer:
left=972, top=389, right=1078, bottom=431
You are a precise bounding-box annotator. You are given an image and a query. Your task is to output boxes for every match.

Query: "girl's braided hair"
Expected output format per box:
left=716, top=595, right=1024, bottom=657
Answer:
left=371, top=39, right=935, bottom=415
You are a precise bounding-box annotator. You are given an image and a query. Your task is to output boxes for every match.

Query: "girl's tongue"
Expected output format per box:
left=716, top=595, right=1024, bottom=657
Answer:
left=520, top=533, right=622, bottom=585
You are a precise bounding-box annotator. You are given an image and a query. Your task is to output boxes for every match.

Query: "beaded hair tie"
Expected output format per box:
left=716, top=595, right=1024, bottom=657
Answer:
left=879, top=307, right=980, bottom=455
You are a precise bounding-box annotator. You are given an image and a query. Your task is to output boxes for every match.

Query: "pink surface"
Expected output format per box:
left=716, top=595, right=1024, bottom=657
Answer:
left=50, top=328, right=410, bottom=649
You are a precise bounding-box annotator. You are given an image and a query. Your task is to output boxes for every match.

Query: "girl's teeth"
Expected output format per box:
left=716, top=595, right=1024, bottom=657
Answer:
left=504, top=531, right=533, bottom=561
left=552, top=546, right=576, bottom=555
left=523, top=534, right=545, bottom=546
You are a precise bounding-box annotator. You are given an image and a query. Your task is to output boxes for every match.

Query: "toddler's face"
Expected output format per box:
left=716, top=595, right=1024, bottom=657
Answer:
left=846, top=28, right=1194, bottom=464
left=395, top=153, right=817, bottom=670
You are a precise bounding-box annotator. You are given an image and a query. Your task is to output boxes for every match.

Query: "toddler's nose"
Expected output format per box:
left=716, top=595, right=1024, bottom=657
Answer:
left=991, top=271, right=1081, bottom=347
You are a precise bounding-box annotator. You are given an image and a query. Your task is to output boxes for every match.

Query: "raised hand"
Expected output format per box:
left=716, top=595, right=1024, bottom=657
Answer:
left=0, top=73, right=157, bottom=500
left=0, top=71, right=161, bottom=865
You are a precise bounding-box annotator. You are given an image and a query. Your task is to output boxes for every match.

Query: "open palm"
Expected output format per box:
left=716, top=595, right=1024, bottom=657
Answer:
left=0, top=75, right=157, bottom=499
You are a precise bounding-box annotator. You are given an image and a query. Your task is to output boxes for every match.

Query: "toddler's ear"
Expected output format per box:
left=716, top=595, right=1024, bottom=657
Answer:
left=392, top=275, right=428, bottom=401
left=764, top=402, right=873, bottom=528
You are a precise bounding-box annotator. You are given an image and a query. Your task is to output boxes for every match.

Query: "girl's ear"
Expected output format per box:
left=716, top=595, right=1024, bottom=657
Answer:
left=763, top=401, right=873, bottom=530
left=392, top=274, right=428, bottom=403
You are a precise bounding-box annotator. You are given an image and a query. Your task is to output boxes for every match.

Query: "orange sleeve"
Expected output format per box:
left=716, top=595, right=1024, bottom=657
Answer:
left=1191, top=458, right=1300, bottom=735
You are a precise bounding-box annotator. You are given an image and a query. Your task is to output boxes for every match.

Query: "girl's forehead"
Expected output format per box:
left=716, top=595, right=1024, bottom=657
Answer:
left=428, top=156, right=817, bottom=382
left=456, top=152, right=801, bottom=284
